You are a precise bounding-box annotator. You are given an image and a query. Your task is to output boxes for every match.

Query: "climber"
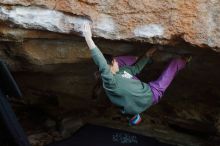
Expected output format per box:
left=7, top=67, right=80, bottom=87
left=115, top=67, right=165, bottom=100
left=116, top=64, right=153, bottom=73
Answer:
left=82, top=23, right=191, bottom=126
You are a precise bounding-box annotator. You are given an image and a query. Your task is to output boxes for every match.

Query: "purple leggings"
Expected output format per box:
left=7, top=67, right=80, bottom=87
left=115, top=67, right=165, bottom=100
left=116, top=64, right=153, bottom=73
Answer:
left=115, top=56, right=186, bottom=104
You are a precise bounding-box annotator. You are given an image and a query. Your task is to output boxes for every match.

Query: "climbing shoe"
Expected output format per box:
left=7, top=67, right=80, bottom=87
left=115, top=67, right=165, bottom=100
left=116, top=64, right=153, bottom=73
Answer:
left=129, top=114, right=142, bottom=126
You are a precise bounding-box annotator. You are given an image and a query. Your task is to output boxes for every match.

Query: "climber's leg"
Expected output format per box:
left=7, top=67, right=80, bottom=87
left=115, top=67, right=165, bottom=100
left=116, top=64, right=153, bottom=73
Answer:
left=115, top=56, right=137, bottom=67
left=149, top=58, right=187, bottom=104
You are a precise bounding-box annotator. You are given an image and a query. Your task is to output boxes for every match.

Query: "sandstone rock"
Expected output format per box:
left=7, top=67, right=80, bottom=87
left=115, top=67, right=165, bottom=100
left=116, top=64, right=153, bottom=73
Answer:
left=0, top=0, right=220, bottom=50
left=60, top=117, right=83, bottom=138
left=0, top=1, right=219, bottom=146
left=45, top=118, right=56, bottom=129
left=215, top=116, right=220, bottom=136
left=28, top=130, right=62, bottom=146
left=28, top=132, right=53, bottom=146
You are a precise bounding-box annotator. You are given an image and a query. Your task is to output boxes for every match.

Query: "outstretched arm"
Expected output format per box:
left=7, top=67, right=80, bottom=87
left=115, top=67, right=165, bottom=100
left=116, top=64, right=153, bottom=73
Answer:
left=129, top=47, right=157, bottom=75
left=82, top=23, right=115, bottom=85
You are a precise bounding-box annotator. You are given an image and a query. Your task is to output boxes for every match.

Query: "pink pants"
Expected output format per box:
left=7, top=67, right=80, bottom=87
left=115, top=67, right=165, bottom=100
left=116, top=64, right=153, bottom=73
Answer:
left=149, top=58, right=186, bottom=104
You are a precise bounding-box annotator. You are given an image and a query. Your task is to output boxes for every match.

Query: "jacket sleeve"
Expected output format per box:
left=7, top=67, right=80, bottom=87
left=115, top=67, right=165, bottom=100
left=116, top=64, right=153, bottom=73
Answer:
left=128, top=56, right=151, bottom=75
left=90, top=47, right=115, bottom=86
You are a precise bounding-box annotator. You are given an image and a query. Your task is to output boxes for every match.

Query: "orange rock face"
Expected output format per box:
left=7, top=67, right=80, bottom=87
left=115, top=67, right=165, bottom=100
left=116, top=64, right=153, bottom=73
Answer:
left=0, top=0, right=220, bottom=51
left=1, top=3, right=220, bottom=146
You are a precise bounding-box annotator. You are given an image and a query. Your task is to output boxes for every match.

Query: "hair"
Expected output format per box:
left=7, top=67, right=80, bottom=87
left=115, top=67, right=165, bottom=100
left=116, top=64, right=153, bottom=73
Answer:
left=92, top=53, right=114, bottom=99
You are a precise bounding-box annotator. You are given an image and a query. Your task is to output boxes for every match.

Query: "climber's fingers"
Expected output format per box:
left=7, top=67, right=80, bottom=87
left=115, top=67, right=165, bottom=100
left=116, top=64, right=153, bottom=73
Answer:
left=146, top=47, right=157, bottom=57
left=82, top=22, right=92, bottom=38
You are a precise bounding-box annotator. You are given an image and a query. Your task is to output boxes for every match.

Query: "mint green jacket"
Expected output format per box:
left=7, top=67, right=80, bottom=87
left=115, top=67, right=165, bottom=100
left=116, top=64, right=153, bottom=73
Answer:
left=91, top=47, right=153, bottom=115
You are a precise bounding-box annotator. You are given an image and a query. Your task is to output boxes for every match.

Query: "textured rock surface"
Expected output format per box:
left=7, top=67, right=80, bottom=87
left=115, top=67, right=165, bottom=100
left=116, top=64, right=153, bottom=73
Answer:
left=0, top=1, right=220, bottom=146
left=0, top=0, right=220, bottom=50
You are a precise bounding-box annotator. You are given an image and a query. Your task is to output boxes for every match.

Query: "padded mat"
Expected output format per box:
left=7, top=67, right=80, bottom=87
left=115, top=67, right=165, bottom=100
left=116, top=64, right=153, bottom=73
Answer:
left=48, top=124, right=175, bottom=146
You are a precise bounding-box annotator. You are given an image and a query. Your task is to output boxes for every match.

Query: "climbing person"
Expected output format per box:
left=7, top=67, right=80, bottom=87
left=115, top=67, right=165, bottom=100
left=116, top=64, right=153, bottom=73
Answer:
left=92, top=55, right=141, bottom=100
left=82, top=23, right=191, bottom=126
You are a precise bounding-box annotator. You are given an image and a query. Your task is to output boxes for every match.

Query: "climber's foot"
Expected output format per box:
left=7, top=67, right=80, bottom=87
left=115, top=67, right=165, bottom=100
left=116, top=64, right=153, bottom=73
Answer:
left=129, top=114, right=142, bottom=126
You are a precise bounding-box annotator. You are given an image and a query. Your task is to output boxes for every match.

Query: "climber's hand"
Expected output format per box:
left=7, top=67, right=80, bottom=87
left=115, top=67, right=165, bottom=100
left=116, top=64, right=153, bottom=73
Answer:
left=146, top=47, right=157, bottom=57
left=82, top=22, right=92, bottom=38
left=82, top=22, right=96, bottom=49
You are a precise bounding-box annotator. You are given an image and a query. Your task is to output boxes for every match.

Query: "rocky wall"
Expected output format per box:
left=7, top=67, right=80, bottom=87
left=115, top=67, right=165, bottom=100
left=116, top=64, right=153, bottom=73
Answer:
left=0, top=1, right=220, bottom=146
left=0, top=0, right=220, bottom=50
